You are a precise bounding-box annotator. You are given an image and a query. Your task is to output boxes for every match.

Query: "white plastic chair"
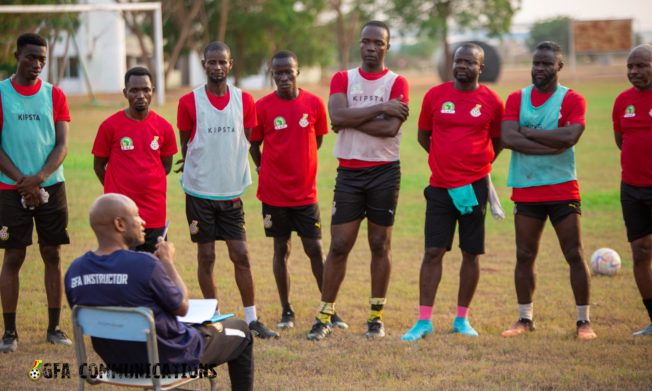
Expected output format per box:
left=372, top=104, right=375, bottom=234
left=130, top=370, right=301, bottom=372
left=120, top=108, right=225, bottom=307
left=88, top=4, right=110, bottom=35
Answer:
left=72, top=305, right=217, bottom=391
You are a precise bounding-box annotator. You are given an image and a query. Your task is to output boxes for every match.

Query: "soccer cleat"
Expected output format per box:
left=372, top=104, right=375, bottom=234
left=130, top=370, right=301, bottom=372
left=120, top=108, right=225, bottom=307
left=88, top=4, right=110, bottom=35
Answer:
left=46, top=328, right=72, bottom=346
left=451, top=316, right=479, bottom=337
left=277, top=309, right=295, bottom=329
left=501, top=318, right=535, bottom=337
left=401, top=320, right=434, bottom=341
left=364, top=318, right=385, bottom=339
left=331, top=312, right=349, bottom=329
left=632, top=324, right=652, bottom=336
left=0, top=330, right=18, bottom=353
left=576, top=320, right=597, bottom=340
left=306, top=320, right=332, bottom=341
left=248, top=320, right=280, bottom=339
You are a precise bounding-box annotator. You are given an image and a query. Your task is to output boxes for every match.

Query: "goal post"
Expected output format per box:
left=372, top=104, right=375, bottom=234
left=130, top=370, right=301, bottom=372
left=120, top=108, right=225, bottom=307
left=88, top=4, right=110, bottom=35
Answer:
left=0, top=2, right=165, bottom=105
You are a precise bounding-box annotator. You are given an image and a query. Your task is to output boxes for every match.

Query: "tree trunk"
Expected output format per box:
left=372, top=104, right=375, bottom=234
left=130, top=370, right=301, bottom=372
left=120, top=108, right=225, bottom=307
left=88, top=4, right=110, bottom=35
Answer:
left=331, top=0, right=358, bottom=70
left=56, top=32, right=71, bottom=86
left=122, top=11, right=153, bottom=71
left=217, top=0, right=229, bottom=41
left=165, top=0, right=204, bottom=87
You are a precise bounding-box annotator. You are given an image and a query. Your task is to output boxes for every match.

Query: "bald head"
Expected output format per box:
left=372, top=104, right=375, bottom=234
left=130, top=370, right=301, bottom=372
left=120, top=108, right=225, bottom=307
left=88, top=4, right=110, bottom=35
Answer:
left=627, top=44, right=652, bottom=91
left=90, top=194, right=144, bottom=248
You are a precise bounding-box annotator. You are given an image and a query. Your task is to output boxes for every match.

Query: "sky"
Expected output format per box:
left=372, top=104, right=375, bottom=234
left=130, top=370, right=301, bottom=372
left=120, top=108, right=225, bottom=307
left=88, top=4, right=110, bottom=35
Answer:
left=514, top=0, right=652, bottom=31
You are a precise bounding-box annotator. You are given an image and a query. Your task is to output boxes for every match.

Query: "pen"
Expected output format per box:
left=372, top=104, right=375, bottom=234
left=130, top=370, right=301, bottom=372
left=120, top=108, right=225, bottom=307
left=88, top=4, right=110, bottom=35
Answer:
left=161, top=220, right=170, bottom=240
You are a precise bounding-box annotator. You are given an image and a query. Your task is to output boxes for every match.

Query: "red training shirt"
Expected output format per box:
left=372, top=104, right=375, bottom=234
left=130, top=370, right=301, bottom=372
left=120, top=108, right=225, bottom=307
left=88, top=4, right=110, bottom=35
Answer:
left=92, top=110, right=177, bottom=228
left=329, top=68, right=409, bottom=168
left=612, top=87, right=652, bottom=187
left=0, top=78, right=71, bottom=190
left=418, top=81, right=503, bottom=189
left=503, top=88, right=586, bottom=202
left=251, top=89, right=328, bottom=207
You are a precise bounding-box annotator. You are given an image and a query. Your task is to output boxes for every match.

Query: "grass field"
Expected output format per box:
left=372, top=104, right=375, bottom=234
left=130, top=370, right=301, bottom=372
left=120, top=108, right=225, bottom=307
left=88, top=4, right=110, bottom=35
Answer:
left=0, top=68, right=651, bottom=390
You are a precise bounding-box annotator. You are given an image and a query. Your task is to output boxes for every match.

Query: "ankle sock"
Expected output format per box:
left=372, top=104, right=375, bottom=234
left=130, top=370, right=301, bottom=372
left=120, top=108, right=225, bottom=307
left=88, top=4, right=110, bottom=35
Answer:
left=318, top=302, right=334, bottom=324
left=456, top=306, right=469, bottom=318
left=3, top=312, right=16, bottom=333
left=519, top=303, right=533, bottom=321
left=369, top=297, right=386, bottom=321
left=418, top=305, right=433, bottom=321
left=576, top=305, right=590, bottom=322
left=48, top=308, right=61, bottom=332
left=244, top=305, right=257, bottom=325
left=643, top=298, right=652, bottom=323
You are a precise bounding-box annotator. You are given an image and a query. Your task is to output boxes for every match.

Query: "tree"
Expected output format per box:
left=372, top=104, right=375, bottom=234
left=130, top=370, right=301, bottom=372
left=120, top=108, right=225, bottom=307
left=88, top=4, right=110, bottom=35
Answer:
left=387, top=0, right=520, bottom=81
left=527, top=16, right=571, bottom=55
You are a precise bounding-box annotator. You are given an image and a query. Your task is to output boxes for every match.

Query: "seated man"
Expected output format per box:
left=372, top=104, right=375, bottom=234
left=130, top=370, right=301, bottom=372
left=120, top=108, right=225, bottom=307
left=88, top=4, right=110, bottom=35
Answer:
left=65, top=194, right=253, bottom=390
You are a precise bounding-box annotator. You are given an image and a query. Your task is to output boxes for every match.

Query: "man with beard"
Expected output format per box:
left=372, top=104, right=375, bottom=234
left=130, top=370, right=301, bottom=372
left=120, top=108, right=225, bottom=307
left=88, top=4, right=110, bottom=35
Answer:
left=306, top=20, right=409, bottom=341
left=0, top=33, right=72, bottom=352
left=401, top=43, right=503, bottom=341
left=500, top=41, right=596, bottom=340
left=612, top=44, right=652, bottom=336
left=176, top=41, right=278, bottom=339
left=93, top=67, right=177, bottom=253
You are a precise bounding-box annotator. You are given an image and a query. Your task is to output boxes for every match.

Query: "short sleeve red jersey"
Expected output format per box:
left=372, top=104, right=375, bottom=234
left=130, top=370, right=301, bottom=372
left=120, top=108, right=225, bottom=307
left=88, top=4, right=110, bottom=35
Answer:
left=329, top=68, right=409, bottom=168
left=251, top=89, right=328, bottom=206
left=92, top=110, right=177, bottom=228
left=418, top=81, right=503, bottom=188
left=504, top=88, right=586, bottom=202
left=177, top=86, right=257, bottom=141
left=612, top=87, right=652, bottom=187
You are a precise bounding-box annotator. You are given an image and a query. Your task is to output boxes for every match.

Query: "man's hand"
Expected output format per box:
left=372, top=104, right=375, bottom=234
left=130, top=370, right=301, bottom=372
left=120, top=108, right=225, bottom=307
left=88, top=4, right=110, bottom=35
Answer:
left=154, top=238, right=176, bottom=264
left=174, top=159, right=184, bottom=173
left=16, top=175, right=42, bottom=206
left=382, top=95, right=409, bottom=121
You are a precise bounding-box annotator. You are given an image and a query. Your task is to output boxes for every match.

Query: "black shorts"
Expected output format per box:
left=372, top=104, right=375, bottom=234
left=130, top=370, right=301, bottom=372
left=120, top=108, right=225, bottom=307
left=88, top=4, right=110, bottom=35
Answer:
left=620, top=182, right=652, bottom=242
left=133, top=227, right=166, bottom=253
left=331, top=161, right=401, bottom=226
left=514, top=200, right=581, bottom=226
left=0, top=182, right=69, bottom=249
left=262, top=203, right=321, bottom=239
left=186, top=195, right=246, bottom=243
left=424, top=177, right=488, bottom=255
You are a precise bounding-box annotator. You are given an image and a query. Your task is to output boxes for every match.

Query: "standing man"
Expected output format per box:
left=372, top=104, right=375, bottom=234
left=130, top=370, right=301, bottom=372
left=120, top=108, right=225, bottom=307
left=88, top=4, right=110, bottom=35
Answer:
left=65, top=194, right=254, bottom=390
left=0, top=33, right=71, bottom=352
left=401, top=43, right=504, bottom=341
left=307, top=21, right=409, bottom=341
left=612, top=44, right=652, bottom=336
left=500, top=41, right=597, bottom=340
left=177, top=41, right=277, bottom=339
left=92, top=67, right=177, bottom=253
left=250, top=51, right=347, bottom=329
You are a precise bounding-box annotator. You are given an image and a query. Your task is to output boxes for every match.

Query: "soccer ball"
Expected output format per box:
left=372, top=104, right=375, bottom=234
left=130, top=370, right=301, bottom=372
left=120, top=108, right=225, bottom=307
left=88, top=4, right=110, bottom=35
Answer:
left=28, top=368, right=40, bottom=380
left=590, top=248, right=621, bottom=276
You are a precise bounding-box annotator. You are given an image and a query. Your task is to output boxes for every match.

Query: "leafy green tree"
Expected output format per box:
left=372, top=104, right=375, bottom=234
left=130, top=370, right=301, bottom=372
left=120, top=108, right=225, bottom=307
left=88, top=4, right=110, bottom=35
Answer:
left=527, top=16, right=571, bottom=55
left=387, top=0, right=520, bottom=81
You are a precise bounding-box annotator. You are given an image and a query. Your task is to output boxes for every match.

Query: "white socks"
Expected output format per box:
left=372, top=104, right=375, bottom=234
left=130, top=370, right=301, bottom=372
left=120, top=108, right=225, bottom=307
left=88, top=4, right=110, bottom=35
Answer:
left=519, top=303, right=533, bottom=320
left=244, top=305, right=257, bottom=325
left=576, top=305, right=590, bottom=322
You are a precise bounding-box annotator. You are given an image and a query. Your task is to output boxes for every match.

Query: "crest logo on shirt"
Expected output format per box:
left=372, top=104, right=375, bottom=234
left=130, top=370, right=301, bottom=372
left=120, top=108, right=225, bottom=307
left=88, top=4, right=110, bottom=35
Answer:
left=649, top=108, right=652, bottom=117
left=0, top=226, right=9, bottom=241
left=299, top=113, right=309, bottom=128
left=470, top=104, right=482, bottom=117
left=189, top=220, right=199, bottom=235
left=150, top=136, right=160, bottom=150
left=350, top=83, right=363, bottom=95
left=624, top=105, right=636, bottom=118
left=120, top=137, right=135, bottom=151
left=441, top=101, right=455, bottom=114
left=274, top=116, right=288, bottom=130
left=263, top=214, right=272, bottom=229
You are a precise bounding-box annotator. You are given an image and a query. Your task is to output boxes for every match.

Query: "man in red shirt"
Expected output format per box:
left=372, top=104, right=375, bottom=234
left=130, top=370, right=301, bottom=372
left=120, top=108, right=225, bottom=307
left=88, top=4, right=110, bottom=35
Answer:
left=93, top=67, right=177, bottom=253
left=401, top=43, right=503, bottom=341
left=613, top=44, right=652, bottom=336
left=250, top=51, right=348, bottom=330
left=501, top=41, right=596, bottom=340
left=177, top=41, right=277, bottom=339
left=0, top=33, right=72, bottom=352
left=307, top=21, right=409, bottom=341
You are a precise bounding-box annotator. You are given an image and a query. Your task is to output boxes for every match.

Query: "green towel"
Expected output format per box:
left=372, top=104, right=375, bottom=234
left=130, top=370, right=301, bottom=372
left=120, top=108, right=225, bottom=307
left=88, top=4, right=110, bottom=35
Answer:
left=447, top=184, right=478, bottom=215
